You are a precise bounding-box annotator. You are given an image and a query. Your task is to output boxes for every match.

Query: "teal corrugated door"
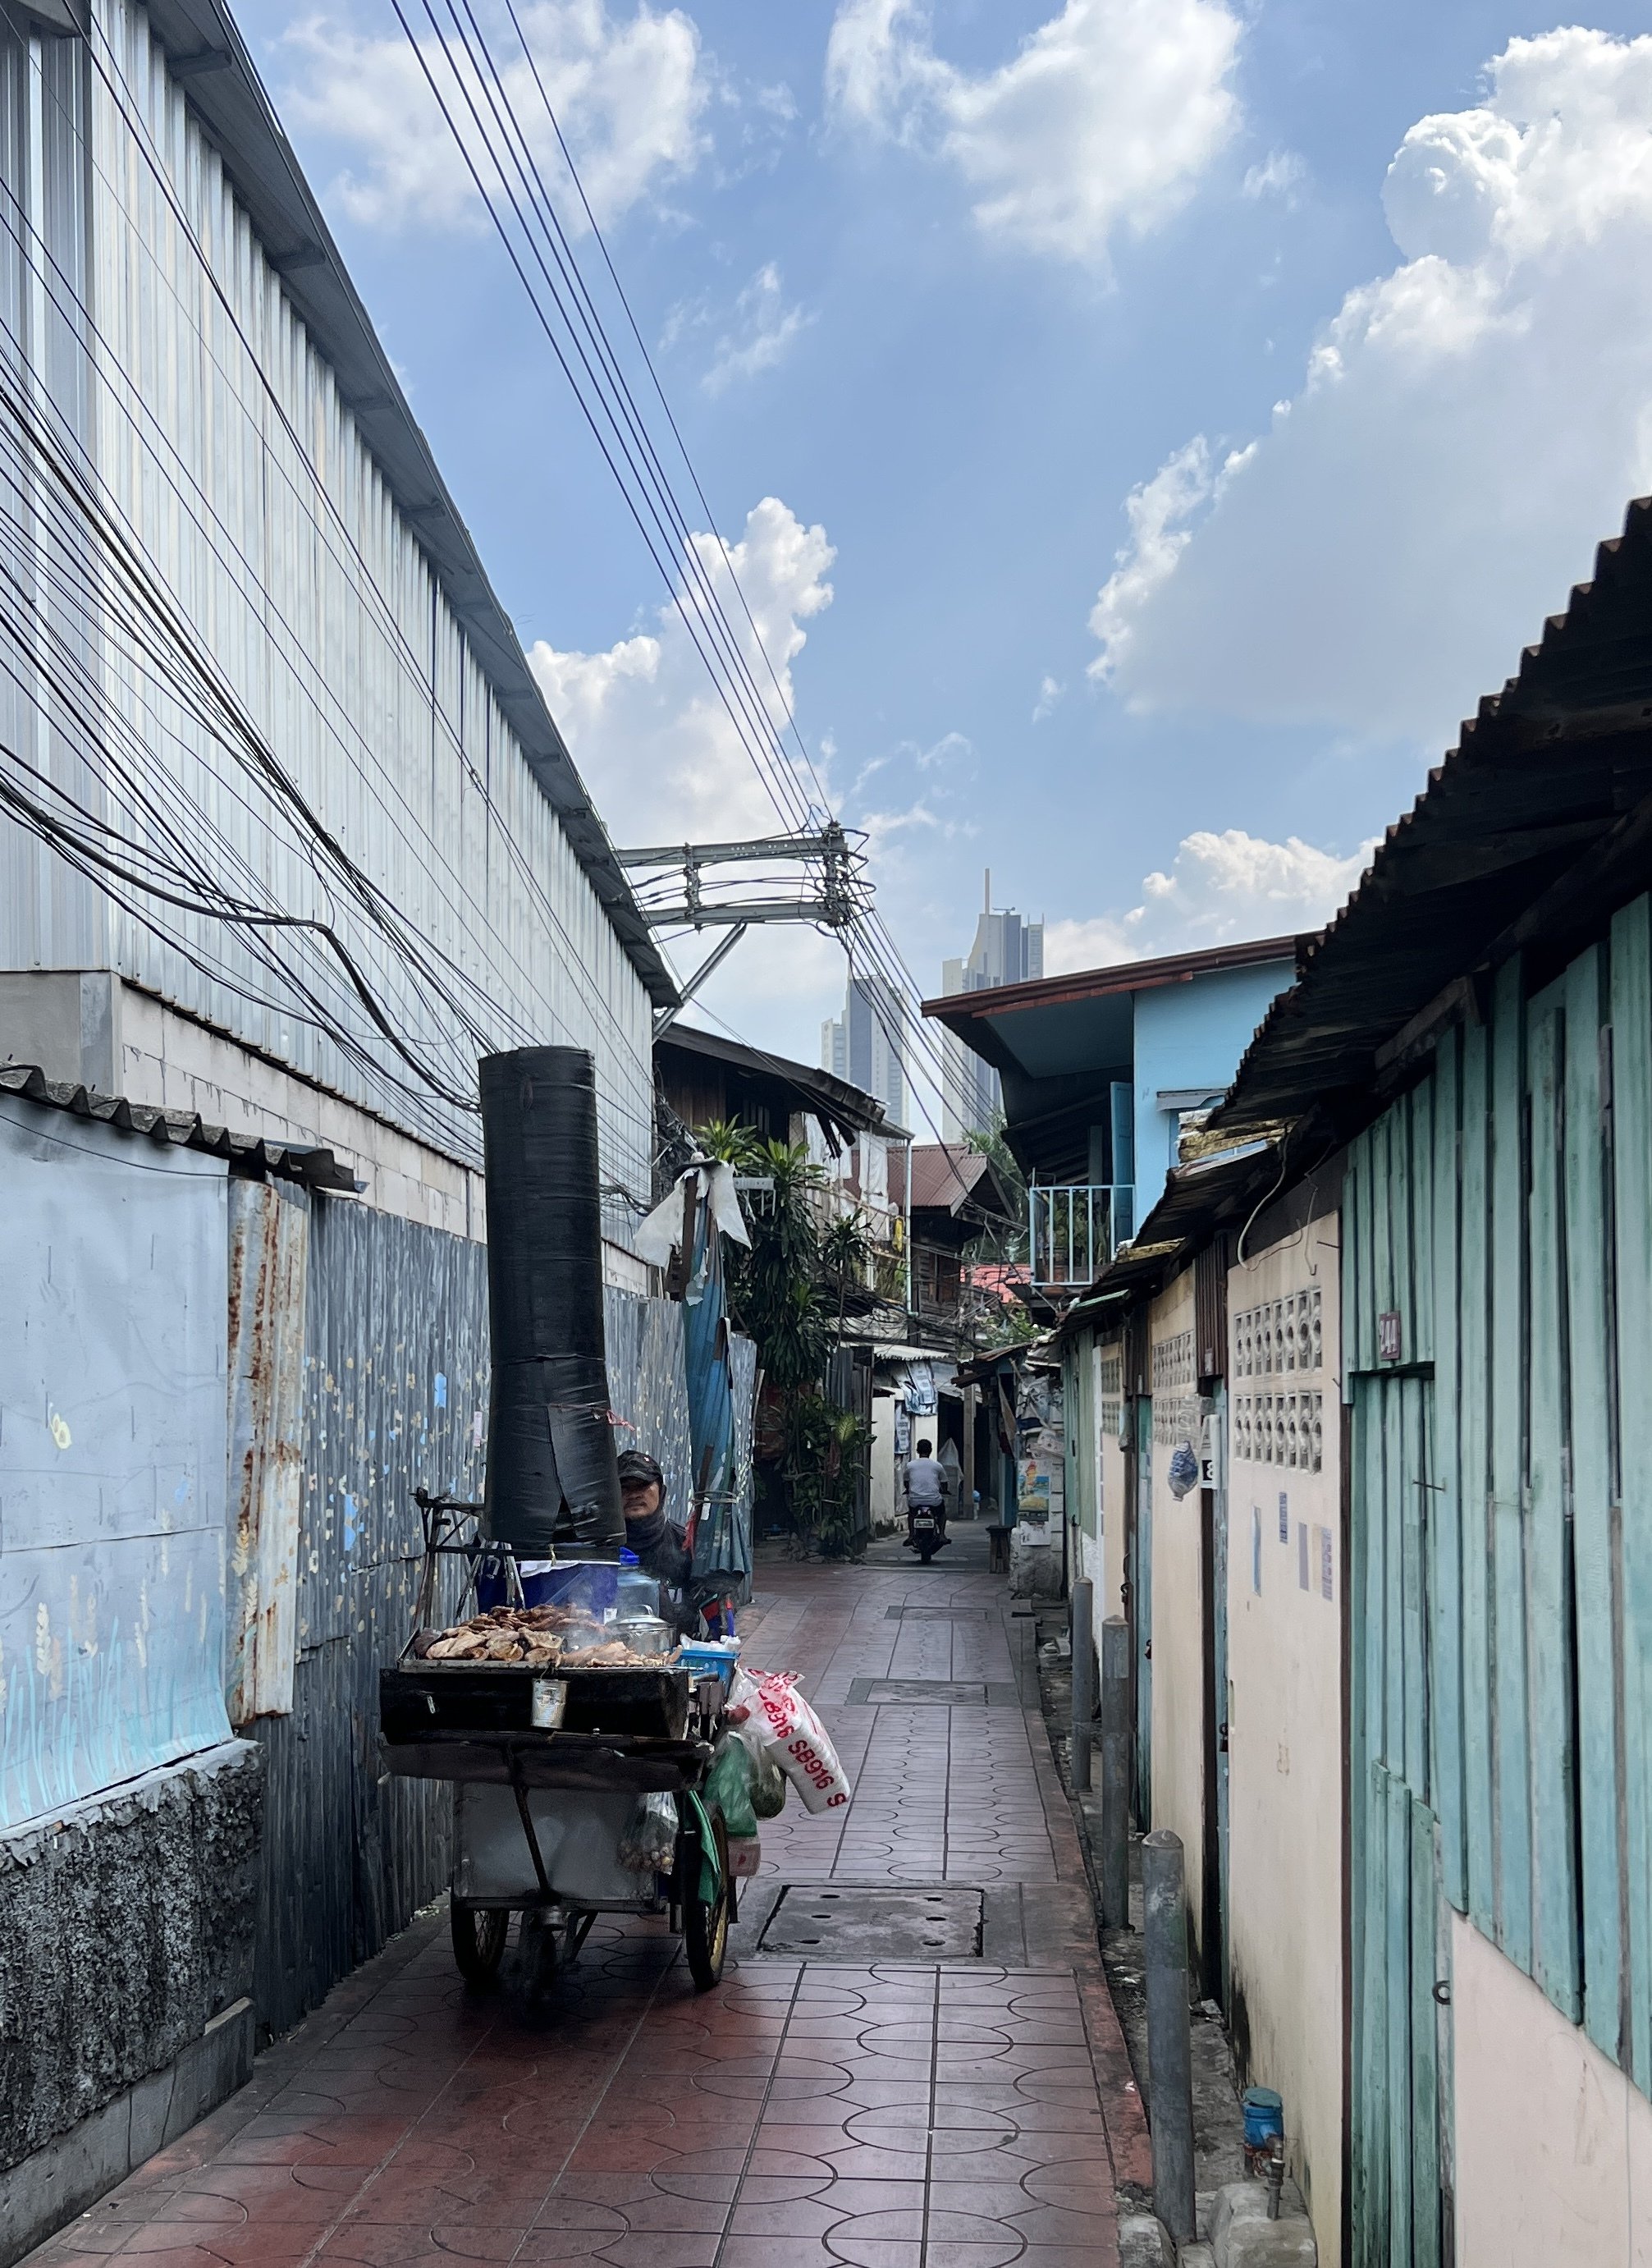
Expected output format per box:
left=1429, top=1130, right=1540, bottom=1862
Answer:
left=1350, top=1371, right=1452, bottom=2268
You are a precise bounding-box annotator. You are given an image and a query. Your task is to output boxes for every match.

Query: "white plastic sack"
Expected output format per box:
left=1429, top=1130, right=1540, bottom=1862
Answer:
left=730, top=1667, right=851, bottom=1814
left=1009, top=1514, right=1061, bottom=1600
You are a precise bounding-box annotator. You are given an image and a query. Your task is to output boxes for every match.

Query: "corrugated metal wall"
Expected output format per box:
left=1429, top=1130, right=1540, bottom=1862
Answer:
left=1343, top=900, right=1652, bottom=2122
left=603, top=1282, right=695, bottom=1524
left=248, top=1196, right=705, bottom=2042
left=0, top=2, right=653, bottom=1216
left=249, top=1194, right=489, bottom=2037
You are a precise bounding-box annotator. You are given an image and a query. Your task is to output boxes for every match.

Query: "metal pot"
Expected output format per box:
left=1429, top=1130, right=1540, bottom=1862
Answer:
left=612, top=1613, right=672, bottom=1657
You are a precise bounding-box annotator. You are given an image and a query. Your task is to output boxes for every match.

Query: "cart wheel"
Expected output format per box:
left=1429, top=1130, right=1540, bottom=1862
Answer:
left=451, top=1900, right=509, bottom=1986
left=684, top=1808, right=730, bottom=1991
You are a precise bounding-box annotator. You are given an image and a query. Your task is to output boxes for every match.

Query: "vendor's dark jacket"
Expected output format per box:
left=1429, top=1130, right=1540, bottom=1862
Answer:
left=625, top=1508, right=693, bottom=1627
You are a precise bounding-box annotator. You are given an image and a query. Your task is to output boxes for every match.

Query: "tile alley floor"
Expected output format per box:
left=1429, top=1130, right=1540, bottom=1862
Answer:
left=30, top=1528, right=1147, bottom=2268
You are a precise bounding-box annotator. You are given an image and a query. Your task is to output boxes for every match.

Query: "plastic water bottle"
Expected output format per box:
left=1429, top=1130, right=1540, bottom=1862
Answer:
left=616, top=1547, right=660, bottom=1622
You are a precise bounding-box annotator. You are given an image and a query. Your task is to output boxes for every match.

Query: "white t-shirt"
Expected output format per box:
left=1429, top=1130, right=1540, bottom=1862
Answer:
left=905, top=1456, right=945, bottom=1506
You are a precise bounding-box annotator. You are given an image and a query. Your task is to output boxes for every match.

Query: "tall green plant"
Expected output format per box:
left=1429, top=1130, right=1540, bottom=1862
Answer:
left=966, top=1111, right=1028, bottom=1263
left=693, top=1125, right=868, bottom=1552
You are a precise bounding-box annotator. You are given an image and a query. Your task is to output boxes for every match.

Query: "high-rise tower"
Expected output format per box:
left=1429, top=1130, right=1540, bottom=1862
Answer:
left=940, top=871, right=1042, bottom=1139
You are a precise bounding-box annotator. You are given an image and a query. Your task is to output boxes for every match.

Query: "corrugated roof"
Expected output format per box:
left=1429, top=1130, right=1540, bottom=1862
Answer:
left=1215, top=496, right=1652, bottom=1138
left=138, top=0, right=675, bottom=1009
left=922, top=932, right=1302, bottom=1033
left=908, top=1143, right=1015, bottom=1221
left=654, top=1022, right=890, bottom=1143
left=0, top=1063, right=359, bottom=1189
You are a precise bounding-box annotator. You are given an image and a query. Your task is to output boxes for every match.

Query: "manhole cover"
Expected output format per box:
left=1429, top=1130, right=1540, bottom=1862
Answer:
left=847, top=1676, right=1021, bottom=1707
left=758, top=1885, right=984, bottom=1959
left=884, top=1604, right=994, bottom=1620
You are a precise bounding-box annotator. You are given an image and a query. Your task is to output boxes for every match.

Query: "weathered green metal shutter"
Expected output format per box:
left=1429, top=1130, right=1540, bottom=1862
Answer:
left=1346, top=897, right=1652, bottom=2261
left=1348, top=1372, right=1448, bottom=2268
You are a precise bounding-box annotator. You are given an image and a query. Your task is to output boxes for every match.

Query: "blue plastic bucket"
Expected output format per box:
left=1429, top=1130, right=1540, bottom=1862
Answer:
left=1242, top=2087, right=1284, bottom=2150
left=679, top=1638, right=740, bottom=1688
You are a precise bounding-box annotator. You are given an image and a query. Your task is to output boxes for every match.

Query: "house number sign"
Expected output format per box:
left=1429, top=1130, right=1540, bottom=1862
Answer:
left=1377, top=1310, right=1403, bottom=1363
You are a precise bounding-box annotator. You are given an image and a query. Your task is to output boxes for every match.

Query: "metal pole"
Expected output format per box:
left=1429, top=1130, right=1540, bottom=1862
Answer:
left=1142, top=1829, right=1197, bottom=2246
left=1100, top=1617, right=1130, bottom=1927
left=962, top=1382, right=977, bottom=1521
left=1070, top=1578, right=1094, bottom=1791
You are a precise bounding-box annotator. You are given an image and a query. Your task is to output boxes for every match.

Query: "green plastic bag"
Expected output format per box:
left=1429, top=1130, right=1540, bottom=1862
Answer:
left=705, top=1733, right=758, bottom=1840
left=748, top=1746, right=786, bottom=1818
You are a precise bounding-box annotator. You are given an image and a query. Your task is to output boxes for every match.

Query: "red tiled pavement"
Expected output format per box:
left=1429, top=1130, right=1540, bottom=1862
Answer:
left=29, top=1533, right=1144, bottom=2268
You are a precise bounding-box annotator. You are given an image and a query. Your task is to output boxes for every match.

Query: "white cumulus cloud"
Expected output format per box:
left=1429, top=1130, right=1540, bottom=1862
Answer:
left=281, top=0, right=710, bottom=233
left=1088, top=28, right=1652, bottom=742
left=663, top=263, right=813, bottom=395
left=1045, top=828, right=1375, bottom=973
left=529, top=496, right=834, bottom=847
left=825, top=0, right=1242, bottom=266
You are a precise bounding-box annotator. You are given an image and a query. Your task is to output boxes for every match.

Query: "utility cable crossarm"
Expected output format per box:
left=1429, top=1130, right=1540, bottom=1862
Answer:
left=617, top=824, right=867, bottom=931
left=647, top=897, right=846, bottom=928
left=615, top=823, right=861, bottom=869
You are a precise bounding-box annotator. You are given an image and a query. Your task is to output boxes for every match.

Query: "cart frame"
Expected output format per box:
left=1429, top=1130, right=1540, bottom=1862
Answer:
left=380, top=1496, right=734, bottom=1990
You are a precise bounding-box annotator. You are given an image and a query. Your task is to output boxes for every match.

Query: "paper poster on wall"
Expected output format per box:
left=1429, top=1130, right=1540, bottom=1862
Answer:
left=1319, top=1526, right=1334, bottom=1602
left=1278, top=1490, right=1289, bottom=1543
left=1018, top=1460, right=1052, bottom=1514
left=1252, top=1507, right=1262, bottom=1595
left=1297, top=1522, right=1311, bottom=1591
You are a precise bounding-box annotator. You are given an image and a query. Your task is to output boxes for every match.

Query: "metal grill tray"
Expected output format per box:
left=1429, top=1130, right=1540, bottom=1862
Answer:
left=381, top=1660, right=690, bottom=1743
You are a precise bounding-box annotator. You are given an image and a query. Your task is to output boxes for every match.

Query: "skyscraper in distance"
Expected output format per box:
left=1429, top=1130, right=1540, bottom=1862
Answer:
left=821, top=969, right=906, bottom=1127
left=941, top=871, right=1042, bottom=1140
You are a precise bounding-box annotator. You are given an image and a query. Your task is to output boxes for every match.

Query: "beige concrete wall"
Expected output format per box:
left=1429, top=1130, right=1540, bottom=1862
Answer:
left=1148, top=1267, right=1205, bottom=1942
left=1097, top=1332, right=1128, bottom=1624
left=1453, top=1913, right=1652, bottom=2268
left=120, top=985, right=483, bottom=1234
left=871, top=1396, right=900, bottom=1534
left=1225, top=1220, right=1343, bottom=2261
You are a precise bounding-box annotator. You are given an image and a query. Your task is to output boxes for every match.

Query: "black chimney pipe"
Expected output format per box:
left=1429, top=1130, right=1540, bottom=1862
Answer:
left=479, top=1047, right=624, bottom=1555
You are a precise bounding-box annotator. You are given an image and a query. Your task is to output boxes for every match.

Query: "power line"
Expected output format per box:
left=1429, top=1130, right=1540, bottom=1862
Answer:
left=0, top=25, right=667, bottom=1166
left=388, top=0, right=990, bottom=1140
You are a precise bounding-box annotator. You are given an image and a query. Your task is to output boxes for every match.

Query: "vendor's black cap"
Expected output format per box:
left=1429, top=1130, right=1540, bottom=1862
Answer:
left=617, top=1450, right=665, bottom=1489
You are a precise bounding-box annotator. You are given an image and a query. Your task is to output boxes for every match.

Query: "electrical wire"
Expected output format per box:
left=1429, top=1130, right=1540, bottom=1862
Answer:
left=385, top=0, right=995, bottom=1143
left=34, top=11, right=665, bottom=1116
left=0, top=20, right=672, bottom=1167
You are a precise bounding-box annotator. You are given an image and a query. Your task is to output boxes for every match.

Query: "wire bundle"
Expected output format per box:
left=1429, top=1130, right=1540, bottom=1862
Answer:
left=378, top=0, right=995, bottom=1149
left=0, top=1, right=668, bottom=1194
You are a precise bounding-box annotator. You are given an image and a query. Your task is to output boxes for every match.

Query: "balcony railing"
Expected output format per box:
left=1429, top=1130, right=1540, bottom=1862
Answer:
left=1029, top=1184, right=1135, bottom=1290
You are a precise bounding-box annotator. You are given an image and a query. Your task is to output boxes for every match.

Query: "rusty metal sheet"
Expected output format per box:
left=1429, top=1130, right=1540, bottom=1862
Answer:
left=227, top=1180, right=310, bottom=1725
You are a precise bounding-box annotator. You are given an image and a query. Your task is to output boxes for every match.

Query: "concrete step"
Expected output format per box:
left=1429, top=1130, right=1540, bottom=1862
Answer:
left=1210, top=2180, right=1318, bottom=2266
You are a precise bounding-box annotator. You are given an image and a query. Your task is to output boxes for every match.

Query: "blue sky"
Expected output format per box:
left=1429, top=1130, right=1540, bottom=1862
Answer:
left=239, top=0, right=1652, bottom=1121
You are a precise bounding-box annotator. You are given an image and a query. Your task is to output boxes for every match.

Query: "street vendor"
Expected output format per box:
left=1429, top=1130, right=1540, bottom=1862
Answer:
left=619, top=1449, right=696, bottom=1633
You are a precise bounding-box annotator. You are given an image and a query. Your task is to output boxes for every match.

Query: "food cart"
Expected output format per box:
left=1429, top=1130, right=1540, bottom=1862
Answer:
left=378, top=1494, right=734, bottom=1990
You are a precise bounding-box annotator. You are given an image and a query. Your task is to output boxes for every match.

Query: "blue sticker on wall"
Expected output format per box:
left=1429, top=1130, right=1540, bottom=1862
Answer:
left=433, top=1373, right=448, bottom=1409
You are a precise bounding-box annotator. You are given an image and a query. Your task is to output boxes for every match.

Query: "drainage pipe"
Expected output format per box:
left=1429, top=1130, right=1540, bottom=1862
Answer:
left=1142, top=1828, right=1197, bottom=2247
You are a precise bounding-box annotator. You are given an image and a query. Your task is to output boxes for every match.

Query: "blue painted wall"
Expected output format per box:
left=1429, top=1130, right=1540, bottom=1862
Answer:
left=1131, top=961, right=1293, bottom=1218
left=0, top=1097, right=232, bottom=1831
